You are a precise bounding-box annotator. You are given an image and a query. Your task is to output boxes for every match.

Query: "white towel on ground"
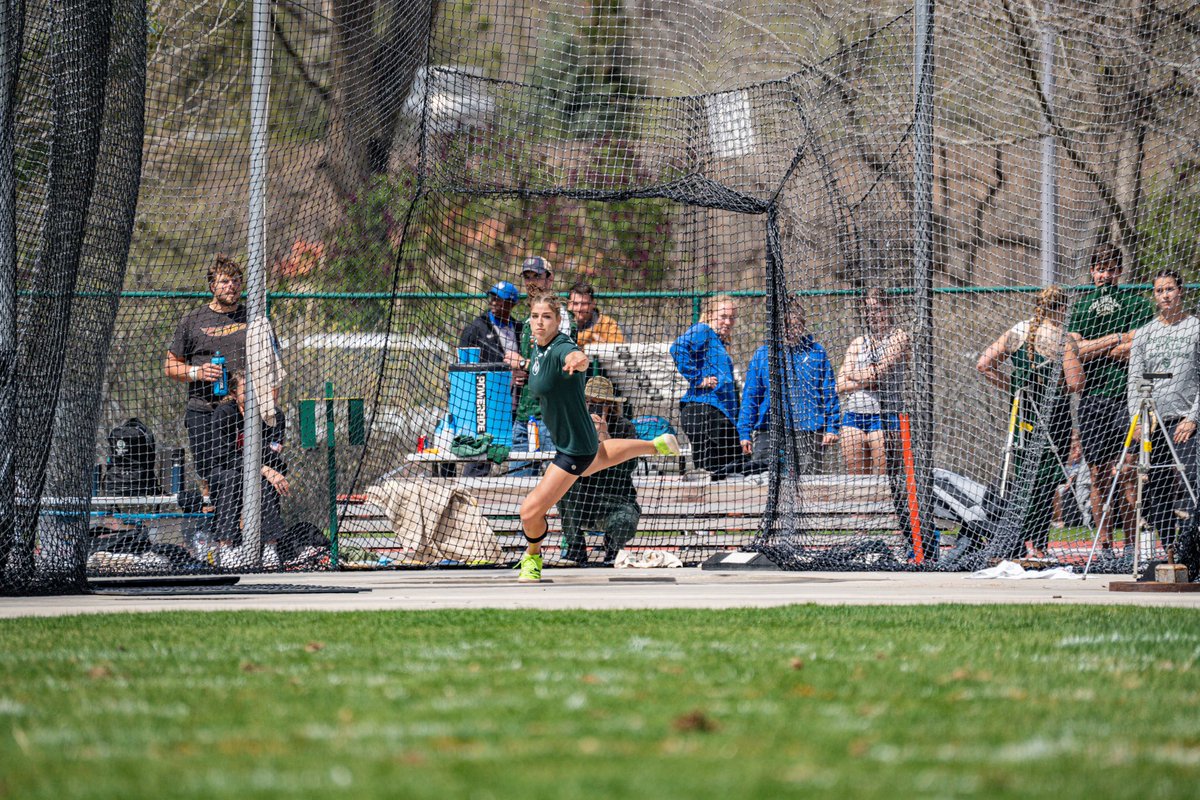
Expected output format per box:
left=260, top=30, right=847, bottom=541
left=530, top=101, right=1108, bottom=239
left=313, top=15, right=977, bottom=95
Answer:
left=968, top=560, right=1080, bottom=580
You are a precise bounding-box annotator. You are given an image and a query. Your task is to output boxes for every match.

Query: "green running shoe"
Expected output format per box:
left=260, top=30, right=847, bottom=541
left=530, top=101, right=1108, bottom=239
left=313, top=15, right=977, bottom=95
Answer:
left=517, top=552, right=543, bottom=583
left=653, top=432, right=681, bottom=456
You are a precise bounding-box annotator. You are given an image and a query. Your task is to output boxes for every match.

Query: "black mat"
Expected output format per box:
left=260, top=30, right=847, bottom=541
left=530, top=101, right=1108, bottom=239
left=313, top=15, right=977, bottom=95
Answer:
left=89, top=575, right=240, bottom=589
left=92, top=582, right=366, bottom=596
left=608, top=576, right=677, bottom=583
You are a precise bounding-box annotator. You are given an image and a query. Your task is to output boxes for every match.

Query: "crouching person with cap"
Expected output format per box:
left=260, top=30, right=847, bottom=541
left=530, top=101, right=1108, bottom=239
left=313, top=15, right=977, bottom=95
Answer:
left=557, top=377, right=642, bottom=564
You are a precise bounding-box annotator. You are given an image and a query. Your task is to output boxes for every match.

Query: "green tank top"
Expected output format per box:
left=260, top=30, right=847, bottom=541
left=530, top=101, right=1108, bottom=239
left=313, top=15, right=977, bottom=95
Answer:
left=516, top=308, right=578, bottom=421
left=1011, top=333, right=1067, bottom=431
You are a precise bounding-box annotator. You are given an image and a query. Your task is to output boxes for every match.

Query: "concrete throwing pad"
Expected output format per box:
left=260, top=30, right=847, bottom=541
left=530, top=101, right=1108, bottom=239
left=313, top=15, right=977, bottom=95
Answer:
left=4, top=567, right=1200, bottom=617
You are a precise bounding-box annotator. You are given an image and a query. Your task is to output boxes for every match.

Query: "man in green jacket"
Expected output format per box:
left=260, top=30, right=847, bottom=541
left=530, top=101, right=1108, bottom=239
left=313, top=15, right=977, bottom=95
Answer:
left=510, top=255, right=577, bottom=476
left=1068, top=242, right=1154, bottom=551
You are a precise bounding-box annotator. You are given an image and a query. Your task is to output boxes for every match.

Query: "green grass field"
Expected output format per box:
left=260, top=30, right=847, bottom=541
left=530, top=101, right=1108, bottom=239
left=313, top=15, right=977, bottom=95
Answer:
left=2, top=606, right=1198, bottom=799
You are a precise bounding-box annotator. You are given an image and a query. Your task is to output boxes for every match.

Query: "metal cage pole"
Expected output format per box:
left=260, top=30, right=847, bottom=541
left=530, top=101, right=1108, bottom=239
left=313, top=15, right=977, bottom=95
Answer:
left=912, top=0, right=936, bottom=560
left=241, top=0, right=271, bottom=565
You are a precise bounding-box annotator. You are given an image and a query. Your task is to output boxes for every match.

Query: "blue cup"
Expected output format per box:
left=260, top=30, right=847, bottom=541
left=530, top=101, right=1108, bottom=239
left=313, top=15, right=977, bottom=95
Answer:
left=457, top=347, right=481, bottom=364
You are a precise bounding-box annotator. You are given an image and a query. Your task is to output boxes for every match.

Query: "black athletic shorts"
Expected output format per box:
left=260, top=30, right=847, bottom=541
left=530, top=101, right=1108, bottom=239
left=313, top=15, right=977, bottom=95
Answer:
left=552, top=450, right=596, bottom=475
left=1078, top=395, right=1130, bottom=466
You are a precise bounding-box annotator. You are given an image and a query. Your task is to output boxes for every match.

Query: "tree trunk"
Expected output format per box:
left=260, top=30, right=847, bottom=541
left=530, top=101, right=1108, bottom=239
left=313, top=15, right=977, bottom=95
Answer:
left=320, top=0, right=437, bottom=204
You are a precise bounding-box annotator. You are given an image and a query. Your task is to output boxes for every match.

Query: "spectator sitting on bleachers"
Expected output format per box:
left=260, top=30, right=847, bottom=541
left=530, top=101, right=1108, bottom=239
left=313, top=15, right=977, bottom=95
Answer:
left=569, top=281, right=625, bottom=348
left=737, top=302, right=840, bottom=475
left=558, top=377, right=642, bottom=564
left=670, top=293, right=745, bottom=477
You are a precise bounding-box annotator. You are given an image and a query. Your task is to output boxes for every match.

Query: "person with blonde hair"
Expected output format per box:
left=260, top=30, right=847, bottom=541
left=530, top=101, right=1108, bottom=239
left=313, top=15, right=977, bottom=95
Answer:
left=515, top=293, right=680, bottom=582
left=670, top=293, right=744, bottom=475
left=510, top=255, right=577, bottom=476
left=837, top=288, right=911, bottom=475
left=977, top=285, right=1085, bottom=557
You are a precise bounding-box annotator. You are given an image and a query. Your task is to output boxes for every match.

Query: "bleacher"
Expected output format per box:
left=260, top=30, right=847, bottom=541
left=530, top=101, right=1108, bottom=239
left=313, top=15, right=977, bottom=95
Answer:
left=585, top=342, right=691, bottom=420
left=337, top=474, right=897, bottom=565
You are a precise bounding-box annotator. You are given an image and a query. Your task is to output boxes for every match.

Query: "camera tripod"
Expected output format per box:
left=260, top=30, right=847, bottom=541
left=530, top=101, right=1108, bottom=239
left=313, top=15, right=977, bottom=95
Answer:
left=1083, top=373, right=1197, bottom=579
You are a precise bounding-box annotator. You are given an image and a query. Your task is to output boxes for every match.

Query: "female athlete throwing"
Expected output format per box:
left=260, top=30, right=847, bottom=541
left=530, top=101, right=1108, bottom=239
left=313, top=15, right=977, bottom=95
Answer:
left=516, top=292, right=680, bottom=582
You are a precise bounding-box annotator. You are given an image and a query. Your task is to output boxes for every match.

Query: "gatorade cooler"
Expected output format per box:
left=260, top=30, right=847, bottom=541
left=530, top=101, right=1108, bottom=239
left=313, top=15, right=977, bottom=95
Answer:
left=448, top=364, right=514, bottom=446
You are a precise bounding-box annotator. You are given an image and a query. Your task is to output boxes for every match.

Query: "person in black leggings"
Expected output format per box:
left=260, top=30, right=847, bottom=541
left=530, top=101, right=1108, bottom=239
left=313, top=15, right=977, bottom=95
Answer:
left=515, top=293, right=680, bottom=582
left=669, top=293, right=744, bottom=476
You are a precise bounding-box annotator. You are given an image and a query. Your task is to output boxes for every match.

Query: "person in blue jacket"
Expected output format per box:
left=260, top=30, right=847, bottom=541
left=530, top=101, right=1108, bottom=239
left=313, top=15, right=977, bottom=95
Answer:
left=670, top=293, right=745, bottom=475
left=737, top=303, right=840, bottom=474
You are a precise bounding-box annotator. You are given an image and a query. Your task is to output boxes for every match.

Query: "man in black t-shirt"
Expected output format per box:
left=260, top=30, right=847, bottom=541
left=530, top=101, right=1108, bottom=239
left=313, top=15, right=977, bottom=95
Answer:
left=164, top=255, right=248, bottom=487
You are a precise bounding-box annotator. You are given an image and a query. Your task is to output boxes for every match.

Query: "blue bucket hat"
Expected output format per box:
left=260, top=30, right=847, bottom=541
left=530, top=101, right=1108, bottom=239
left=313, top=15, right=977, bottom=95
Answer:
left=488, top=280, right=519, bottom=302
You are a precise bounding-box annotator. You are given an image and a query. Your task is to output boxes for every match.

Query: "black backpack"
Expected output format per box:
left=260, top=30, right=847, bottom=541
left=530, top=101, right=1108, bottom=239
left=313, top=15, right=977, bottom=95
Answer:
left=101, top=418, right=162, bottom=496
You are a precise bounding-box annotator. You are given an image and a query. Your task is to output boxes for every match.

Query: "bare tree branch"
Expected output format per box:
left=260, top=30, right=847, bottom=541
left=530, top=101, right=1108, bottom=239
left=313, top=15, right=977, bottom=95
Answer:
left=999, top=0, right=1133, bottom=248
left=272, top=8, right=330, bottom=105
left=963, top=144, right=1007, bottom=282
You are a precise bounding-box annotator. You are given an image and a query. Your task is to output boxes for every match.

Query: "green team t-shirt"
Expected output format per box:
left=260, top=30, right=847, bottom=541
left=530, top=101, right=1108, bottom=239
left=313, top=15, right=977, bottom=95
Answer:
left=526, top=332, right=598, bottom=457
left=516, top=307, right=577, bottom=421
left=1068, top=285, right=1154, bottom=399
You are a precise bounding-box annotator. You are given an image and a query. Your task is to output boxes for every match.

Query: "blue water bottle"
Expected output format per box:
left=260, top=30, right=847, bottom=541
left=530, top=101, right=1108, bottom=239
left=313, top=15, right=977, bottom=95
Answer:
left=212, top=351, right=228, bottom=397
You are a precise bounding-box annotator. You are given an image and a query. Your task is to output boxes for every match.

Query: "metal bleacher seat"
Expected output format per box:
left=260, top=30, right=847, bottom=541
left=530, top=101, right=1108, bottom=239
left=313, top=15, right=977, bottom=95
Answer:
left=584, top=342, right=689, bottom=421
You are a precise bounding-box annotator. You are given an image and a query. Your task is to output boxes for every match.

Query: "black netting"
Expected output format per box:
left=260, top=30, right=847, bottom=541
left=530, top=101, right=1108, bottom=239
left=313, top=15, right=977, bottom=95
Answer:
left=2, top=0, right=144, bottom=594
left=5, top=0, right=1200, bottom=594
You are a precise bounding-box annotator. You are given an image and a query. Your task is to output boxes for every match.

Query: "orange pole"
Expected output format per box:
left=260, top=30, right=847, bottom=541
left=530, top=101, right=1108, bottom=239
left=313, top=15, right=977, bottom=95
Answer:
left=898, top=413, right=924, bottom=563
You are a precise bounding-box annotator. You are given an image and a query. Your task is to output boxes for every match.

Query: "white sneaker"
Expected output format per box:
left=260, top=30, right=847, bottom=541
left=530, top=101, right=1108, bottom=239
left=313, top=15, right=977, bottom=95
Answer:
left=219, top=543, right=282, bottom=570
left=215, top=543, right=246, bottom=569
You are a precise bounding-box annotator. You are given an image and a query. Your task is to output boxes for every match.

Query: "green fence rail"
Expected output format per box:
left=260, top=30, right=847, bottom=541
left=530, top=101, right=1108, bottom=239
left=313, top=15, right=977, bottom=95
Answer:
left=38, top=283, right=1174, bottom=324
